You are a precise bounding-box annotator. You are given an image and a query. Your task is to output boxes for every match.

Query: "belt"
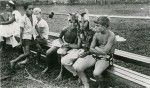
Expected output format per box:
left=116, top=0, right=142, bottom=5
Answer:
left=92, top=54, right=111, bottom=61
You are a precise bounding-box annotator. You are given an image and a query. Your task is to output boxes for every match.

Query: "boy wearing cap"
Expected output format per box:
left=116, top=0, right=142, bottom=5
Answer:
left=72, top=16, right=116, bottom=88
left=10, top=3, right=37, bottom=69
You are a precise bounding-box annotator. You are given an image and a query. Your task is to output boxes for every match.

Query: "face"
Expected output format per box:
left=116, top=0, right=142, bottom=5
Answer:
left=68, top=14, right=79, bottom=29
left=26, top=5, right=34, bottom=16
left=34, top=12, right=41, bottom=21
left=79, top=17, right=84, bottom=30
left=70, top=20, right=78, bottom=29
left=6, top=4, right=12, bottom=11
left=95, top=23, right=107, bottom=34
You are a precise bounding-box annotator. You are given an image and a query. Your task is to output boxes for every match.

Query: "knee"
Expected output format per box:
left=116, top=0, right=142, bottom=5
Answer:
left=73, top=64, right=85, bottom=72
left=93, top=70, right=103, bottom=78
left=46, top=50, right=50, bottom=56
left=24, top=52, right=30, bottom=57
left=61, top=57, right=67, bottom=66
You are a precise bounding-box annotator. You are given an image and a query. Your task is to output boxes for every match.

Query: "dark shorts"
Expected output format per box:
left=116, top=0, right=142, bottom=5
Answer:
left=35, top=37, right=47, bottom=46
left=22, top=39, right=33, bottom=46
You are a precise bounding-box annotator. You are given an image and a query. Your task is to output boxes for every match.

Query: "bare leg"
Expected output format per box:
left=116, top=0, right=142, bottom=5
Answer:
left=93, top=60, right=109, bottom=88
left=64, top=65, right=77, bottom=76
left=0, top=42, right=2, bottom=51
left=73, top=56, right=96, bottom=88
left=55, top=64, right=63, bottom=80
left=42, top=46, right=59, bottom=74
left=18, top=47, right=29, bottom=65
left=10, top=45, right=30, bottom=69
left=36, top=43, right=42, bottom=64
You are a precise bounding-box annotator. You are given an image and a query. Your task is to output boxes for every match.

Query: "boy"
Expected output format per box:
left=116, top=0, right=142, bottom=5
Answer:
left=73, top=16, right=116, bottom=88
left=10, top=3, right=37, bottom=70
left=33, top=7, right=49, bottom=61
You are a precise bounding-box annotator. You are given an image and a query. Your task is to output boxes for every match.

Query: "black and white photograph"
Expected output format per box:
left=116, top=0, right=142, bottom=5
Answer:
left=0, top=0, right=150, bottom=88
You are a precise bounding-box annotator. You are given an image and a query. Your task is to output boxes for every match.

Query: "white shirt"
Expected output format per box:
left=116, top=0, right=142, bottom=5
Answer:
left=20, top=14, right=38, bottom=40
left=12, top=10, right=22, bottom=23
left=37, top=18, right=49, bottom=39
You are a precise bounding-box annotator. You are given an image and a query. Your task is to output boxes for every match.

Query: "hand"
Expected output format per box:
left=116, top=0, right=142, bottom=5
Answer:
left=79, top=52, right=87, bottom=58
left=62, top=43, right=69, bottom=47
left=19, top=40, right=22, bottom=45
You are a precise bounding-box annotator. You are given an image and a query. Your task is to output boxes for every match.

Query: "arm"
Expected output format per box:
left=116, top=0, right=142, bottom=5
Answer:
left=19, top=17, right=25, bottom=44
left=20, top=27, right=24, bottom=44
left=59, top=27, right=67, bottom=44
left=90, top=33, right=115, bottom=55
left=102, top=33, right=115, bottom=54
left=1, top=15, right=15, bottom=25
left=35, top=26, right=44, bottom=38
left=90, top=33, right=101, bottom=55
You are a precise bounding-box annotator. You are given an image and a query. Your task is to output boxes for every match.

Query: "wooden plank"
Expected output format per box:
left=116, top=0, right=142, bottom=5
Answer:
left=114, top=49, right=150, bottom=67
left=108, top=64, right=150, bottom=88
left=30, top=50, right=150, bottom=88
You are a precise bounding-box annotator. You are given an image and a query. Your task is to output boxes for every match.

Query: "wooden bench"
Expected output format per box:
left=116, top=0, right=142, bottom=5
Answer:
left=31, top=32, right=150, bottom=88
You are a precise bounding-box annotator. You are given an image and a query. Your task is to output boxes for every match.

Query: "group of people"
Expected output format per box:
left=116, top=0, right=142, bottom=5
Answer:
left=0, top=1, right=116, bottom=88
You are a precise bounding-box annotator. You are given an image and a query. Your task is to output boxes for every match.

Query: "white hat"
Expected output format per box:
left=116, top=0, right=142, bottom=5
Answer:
left=9, top=0, right=15, bottom=5
left=33, top=8, right=42, bottom=14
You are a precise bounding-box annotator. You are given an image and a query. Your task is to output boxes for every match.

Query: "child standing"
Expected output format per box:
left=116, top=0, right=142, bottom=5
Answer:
left=0, top=0, right=21, bottom=48
left=10, top=3, right=37, bottom=70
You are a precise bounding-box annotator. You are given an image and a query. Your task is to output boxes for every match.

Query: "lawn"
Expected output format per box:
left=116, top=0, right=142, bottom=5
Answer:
left=1, top=4, right=150, bottom=88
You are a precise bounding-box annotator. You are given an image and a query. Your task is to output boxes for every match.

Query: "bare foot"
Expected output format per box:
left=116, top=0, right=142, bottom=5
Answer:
left=55, top=74, right=62, bottom=81
left=18, top=59, right=29, bottom=65
left=78, top=78, right=83, bottom=86
left=10, top=61, right=15, bottom=69
left=41, top=67, right=48, bottom=74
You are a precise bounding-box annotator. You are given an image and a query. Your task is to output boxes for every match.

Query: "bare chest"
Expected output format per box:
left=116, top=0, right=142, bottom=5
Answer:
left=97, top=34, right=109, bottom=46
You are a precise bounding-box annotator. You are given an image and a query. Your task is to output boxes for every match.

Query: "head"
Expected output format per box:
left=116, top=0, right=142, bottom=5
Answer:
left=68, top=13, right=80, bottom=29
left=78, top=13, right=89, bottom=32
left=23, top=3, right=34, bottom=16
left=94, top=16, right=110, bottom=34
left=6, top=0, right=16, bottom=11
left=33, top=8, right=42, bottom=21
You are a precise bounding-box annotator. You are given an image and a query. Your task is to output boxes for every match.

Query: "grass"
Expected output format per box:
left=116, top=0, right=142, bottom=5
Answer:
left=1, top=5, right=150, bottom=88
left=43, top=14, right=150, bottom=57
left=1, top=48, right=142, bottom=88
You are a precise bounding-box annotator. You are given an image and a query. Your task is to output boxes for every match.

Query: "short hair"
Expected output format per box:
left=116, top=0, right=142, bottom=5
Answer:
left=94, top=16, right=110, bottom=28
left=23, top=3, right=31, bottom=10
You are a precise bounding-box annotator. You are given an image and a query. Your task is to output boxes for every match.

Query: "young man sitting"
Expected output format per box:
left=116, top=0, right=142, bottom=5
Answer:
left=60, top=12, right=94, bottom=80
left=33, top=7, right=49, bottom=62
left=73, top=16, right=116, bottom=88
left=42, top=13, right=81, bottom=74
